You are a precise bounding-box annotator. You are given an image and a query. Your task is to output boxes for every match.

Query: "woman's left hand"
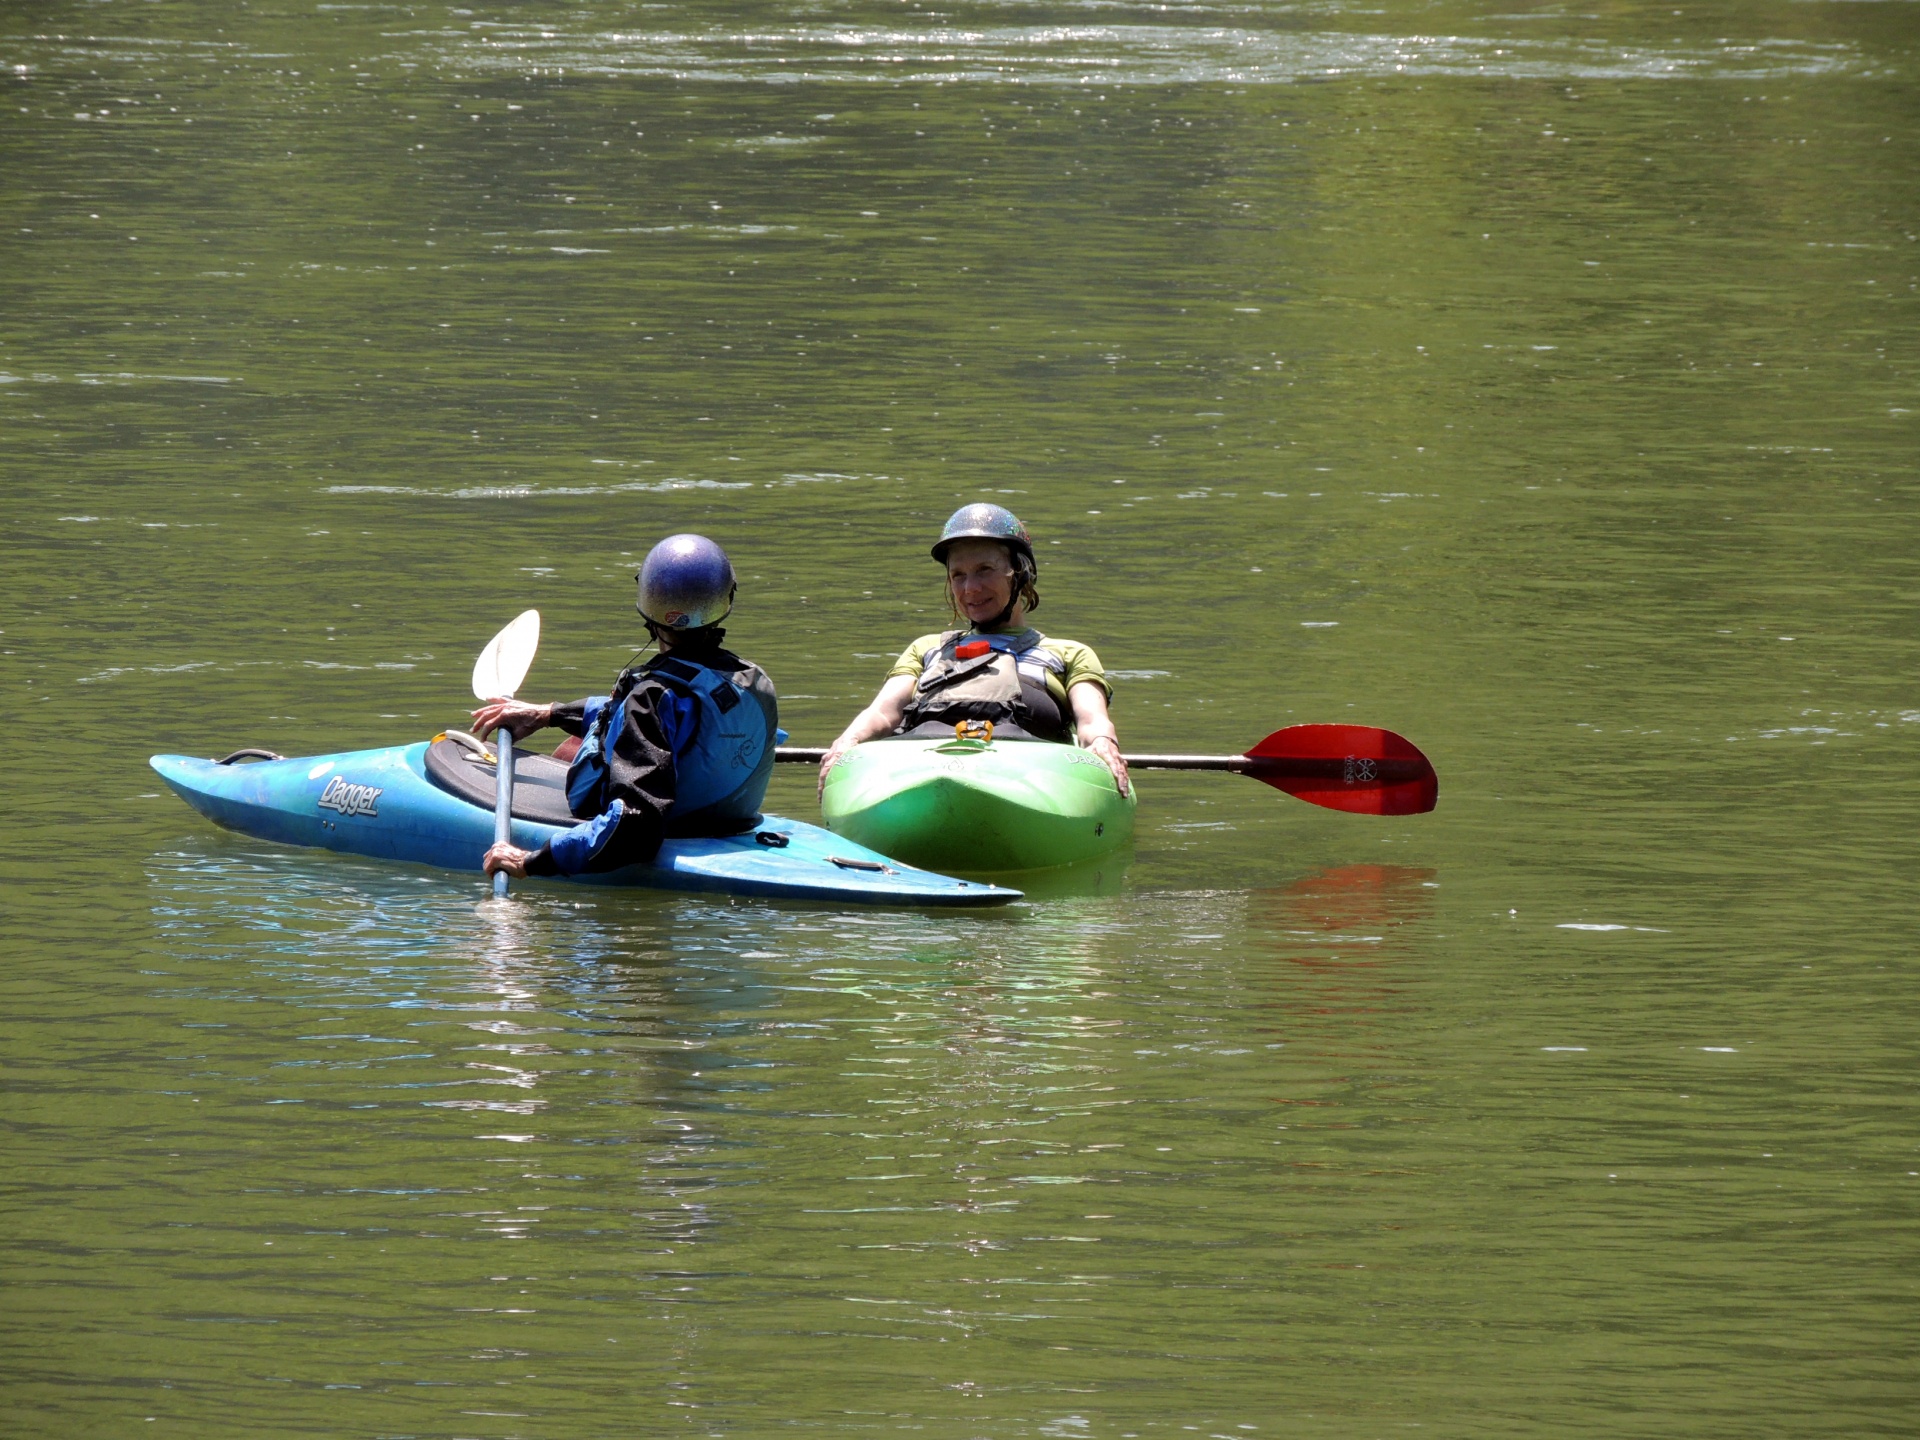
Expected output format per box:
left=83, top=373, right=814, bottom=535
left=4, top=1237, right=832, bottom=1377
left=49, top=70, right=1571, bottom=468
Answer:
left=483, top=842, right=533, bottom=878
left=1086, top=734, right=1131, bottom=798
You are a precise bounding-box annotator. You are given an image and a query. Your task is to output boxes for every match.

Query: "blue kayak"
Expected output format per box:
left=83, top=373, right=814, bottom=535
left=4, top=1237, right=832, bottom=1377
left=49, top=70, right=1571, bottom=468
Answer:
left=150, top=738, right=1020, bottom=907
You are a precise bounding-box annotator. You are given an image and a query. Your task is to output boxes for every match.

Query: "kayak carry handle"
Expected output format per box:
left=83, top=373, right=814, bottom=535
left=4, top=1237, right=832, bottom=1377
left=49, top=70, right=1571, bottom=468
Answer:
left=830, top=856, right=893, bottom=873
left=437, top=729, right=495, bottom=762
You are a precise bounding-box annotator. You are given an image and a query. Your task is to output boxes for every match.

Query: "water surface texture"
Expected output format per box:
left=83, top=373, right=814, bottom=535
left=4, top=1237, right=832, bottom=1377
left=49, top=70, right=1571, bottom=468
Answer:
left=4, top=0, right=1918, bottom=1434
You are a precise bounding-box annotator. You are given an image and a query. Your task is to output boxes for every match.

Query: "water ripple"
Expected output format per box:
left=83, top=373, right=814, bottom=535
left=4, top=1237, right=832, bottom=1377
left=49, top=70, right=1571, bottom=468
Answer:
left=438, top=25, right=1866, bottom=86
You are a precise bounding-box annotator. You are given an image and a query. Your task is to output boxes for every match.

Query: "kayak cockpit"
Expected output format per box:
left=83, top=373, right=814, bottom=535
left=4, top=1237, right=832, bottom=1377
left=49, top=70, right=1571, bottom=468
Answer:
left=421, top=734, right=576, bottom=825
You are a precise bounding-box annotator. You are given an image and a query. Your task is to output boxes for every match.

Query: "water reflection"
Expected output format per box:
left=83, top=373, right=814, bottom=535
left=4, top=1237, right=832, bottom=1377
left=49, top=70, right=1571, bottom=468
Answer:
left=953, top=849, right=1133, bottom=900
left=437, top=898, right=551, bottom=1133
left=1256, top=863, right=1438, bottom=952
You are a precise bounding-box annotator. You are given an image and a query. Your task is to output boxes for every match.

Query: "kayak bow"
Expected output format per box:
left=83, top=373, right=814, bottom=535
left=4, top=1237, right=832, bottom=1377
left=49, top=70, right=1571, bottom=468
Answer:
left=817, top=735, right=1135, bottom=874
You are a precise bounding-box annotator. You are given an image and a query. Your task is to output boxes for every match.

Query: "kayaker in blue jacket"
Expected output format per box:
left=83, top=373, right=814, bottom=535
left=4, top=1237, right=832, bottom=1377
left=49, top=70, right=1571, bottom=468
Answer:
left=818, top=503, right=1129, bottom=796
left=474, top=534, right=779, bottom=879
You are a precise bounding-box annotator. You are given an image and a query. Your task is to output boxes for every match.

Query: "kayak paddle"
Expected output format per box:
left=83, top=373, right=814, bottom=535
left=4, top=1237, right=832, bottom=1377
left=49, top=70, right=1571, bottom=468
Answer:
left=775, top=723, right=1437, bottom=817
left=1121, top=724, right=1438, bottom=816
left=471, top=609, right=541, bottom=896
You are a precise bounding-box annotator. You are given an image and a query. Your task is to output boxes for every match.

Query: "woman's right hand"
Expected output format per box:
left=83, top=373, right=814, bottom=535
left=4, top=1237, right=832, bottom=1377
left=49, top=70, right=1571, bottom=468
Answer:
left=818, top=676, right=916, bottom=797
left=817, top=741, right=850, bottom=798
left=470, top=699, right=553, bottom=742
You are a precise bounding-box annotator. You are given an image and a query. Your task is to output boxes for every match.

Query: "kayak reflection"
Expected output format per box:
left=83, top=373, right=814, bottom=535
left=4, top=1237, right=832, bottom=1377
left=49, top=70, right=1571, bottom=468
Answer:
left=931, top=847, right=1134, bottom=902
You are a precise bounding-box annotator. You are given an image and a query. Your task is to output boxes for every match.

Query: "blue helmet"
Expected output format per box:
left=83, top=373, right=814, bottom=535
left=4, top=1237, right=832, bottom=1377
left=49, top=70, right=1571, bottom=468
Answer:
left=931, top=503, right=1035, bottom=568
left=637, top=534, right=736, bottom=631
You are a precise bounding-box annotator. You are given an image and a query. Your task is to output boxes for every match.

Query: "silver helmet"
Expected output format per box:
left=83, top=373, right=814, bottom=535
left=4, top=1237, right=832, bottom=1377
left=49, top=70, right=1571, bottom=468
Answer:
left=636, top=533, right=737, bottom=630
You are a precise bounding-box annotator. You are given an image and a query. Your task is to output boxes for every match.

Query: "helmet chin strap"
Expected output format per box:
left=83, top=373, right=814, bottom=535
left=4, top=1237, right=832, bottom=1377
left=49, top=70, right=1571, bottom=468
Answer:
left=622, top=627, right=661, bottom=674
left=979, top=593, right=1020, bottom=631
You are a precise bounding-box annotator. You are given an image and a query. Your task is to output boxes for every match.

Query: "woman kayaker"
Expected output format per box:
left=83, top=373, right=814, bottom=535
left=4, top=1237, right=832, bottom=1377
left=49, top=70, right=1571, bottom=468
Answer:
left=473, top=534, right=780, bottom=879
left=818, top=503, right=1128, bottom=796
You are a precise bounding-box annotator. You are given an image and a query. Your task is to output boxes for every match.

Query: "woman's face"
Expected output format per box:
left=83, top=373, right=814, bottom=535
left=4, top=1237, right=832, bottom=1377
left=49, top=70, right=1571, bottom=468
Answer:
left=945, top=539, right=1018, bottom=626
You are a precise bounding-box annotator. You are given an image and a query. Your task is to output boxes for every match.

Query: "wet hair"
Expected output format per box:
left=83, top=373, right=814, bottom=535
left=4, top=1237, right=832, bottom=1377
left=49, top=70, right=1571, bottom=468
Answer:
left=944, top=542, right=1039, bottom=622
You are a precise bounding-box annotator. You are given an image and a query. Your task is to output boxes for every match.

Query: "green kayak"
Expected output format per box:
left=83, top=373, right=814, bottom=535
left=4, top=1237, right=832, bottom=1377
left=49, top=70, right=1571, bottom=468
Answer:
left=820, top=735, right=1135, bottom=873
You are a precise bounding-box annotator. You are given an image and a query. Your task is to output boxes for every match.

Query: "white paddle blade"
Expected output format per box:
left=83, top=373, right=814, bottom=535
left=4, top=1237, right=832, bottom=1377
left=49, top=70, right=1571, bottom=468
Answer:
left=471, top=609, right=541, bottom=701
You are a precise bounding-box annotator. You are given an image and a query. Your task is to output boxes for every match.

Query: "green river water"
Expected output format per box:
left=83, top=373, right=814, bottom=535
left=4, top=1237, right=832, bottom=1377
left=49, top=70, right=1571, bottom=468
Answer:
left=4, top=0, right=1918, bottom=1434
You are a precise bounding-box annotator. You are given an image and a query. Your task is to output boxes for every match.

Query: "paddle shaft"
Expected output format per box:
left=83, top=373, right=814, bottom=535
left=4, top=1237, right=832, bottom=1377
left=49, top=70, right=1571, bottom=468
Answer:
left=776, top=746, right=1233, bottom=769
left=774, top=747, right=1392, bottom=776
left=771, top=748, right=1436, bottom=783
left=471, top=609, right=540, bottom=897
left=491, top=726, right=513, bottom=897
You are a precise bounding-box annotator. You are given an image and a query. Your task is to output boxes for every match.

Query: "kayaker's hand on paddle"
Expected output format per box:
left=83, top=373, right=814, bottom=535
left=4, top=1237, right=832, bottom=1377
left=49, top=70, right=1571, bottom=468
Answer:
left=483, top=842, right=534, bottom=879
left=471, top=698, right=553, bottom=741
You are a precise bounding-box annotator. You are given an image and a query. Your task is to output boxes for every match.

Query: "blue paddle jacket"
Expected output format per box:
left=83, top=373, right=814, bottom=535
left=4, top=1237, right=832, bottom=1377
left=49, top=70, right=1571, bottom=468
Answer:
left=522, top=641, right=779, bottom=877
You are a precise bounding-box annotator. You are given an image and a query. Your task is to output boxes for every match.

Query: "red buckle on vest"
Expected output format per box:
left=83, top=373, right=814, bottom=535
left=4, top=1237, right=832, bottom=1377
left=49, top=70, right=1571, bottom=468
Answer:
left=954, top=639, right=992, bottom=659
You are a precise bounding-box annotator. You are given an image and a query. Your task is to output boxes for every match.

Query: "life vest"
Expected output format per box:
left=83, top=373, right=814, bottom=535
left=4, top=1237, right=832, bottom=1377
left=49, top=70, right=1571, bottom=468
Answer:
left=896, top=629, right=1070, bottom=742
left=567, top=650, right=778, bottom=835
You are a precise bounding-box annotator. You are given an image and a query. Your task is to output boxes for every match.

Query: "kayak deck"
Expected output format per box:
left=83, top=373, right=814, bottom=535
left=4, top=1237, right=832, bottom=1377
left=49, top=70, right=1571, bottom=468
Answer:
left=820, top=735, right=1135, bottom=873
left=151, top=743, right=1020, bottom=907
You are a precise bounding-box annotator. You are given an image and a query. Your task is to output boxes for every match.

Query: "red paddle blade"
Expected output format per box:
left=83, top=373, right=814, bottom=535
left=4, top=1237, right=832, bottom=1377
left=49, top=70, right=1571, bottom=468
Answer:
left=1243, top=724, right=1438, bottom=816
